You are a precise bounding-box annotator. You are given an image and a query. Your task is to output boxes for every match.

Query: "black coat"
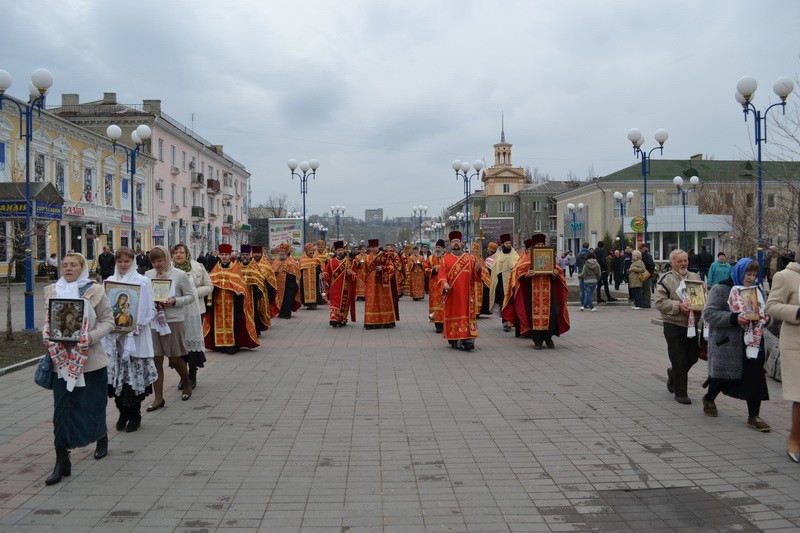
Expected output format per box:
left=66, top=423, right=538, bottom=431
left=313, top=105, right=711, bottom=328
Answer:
left=98, top=252, right=115, bottom=279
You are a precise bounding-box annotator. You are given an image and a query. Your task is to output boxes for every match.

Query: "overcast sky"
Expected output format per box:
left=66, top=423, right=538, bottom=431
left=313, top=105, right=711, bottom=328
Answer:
left=3, top=0, right=799, bottom=219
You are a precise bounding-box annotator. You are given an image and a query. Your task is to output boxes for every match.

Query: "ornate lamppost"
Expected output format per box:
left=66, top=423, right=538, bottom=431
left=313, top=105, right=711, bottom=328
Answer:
left=566, top=202, right=584, bottom=252
left=106, top=124, right=152, bottom=249
left=626, top=128, right=668, bottom=244
left=287, top=158, right=319, bottom=245
left=613, top=191, right=634, bottom=250
left=412, top=205, right=427, bottom=247
left=330, top=205, right=345, bottom=240
left=673, top=175, right=700, bottom=251
left=0, top=68, right=54, bottom=330
left=450, top=159, right=484, bottom=244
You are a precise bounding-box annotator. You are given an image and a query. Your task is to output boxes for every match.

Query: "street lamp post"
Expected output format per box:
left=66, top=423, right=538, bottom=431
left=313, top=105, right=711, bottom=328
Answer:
left=613, top=191, right=635, bottom=250
left=287, top=158, right=320, bottom=245
left=106, top=124, right=153, bottom=250
left=412, top=205, right=428, bottom=247
left=0, top=68, right=54, bottom=331
left=734, top=75, right=794, bottom=273
left=566, top=202, right=584, bottom=251
left=626, top=128, right=669, bottom=245
left=451, top=159, right=484, bottom=244
left=330, top=205, right=345, bottom=239
left=673, top=175, right=700, bottom=251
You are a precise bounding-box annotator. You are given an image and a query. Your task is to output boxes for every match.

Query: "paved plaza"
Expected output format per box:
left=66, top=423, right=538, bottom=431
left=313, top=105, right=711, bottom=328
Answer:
left=1, top=279, right=800, bottom=532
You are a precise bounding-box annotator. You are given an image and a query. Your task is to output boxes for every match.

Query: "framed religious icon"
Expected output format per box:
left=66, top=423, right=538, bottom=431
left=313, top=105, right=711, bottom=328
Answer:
left=150, top=279, right=173, bottom=303
left=684, top=280, right=706, bottom=311
left=48, top=298, right=85, bottom=342
left=532, top=247, right=555, bottom=274
left=738, top=287, right=761, bottom=321
left=104, top=281, right=140, bottom=333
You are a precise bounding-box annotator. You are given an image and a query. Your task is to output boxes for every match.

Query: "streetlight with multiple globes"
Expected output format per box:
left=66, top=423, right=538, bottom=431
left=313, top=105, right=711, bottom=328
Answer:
left=412, top=205, right=427, bottom=247
left=734, top=75, right=794, bottom=273
left=106, top=124, right=152, bottom=249
left=330, top=205, right=345, bottom=239
left=287, top=158, right=320, bottom=245
left=450, top=159, right=484, bottom=244
left=0, top=68, right=54, bottom=331
left=448, top=211, right=465, bottom=235
left=673, top=175, right=700, bottom=251
left=566, top=202, right=584, bottom=252
left=613, top=191, right=635, bottom=250
left=626, top=128, right=668, bottom=245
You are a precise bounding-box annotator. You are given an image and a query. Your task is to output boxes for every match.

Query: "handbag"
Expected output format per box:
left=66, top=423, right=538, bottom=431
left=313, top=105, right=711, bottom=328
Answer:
left=34, top=355, right=55, bottom=390
left=639, top=270, right=651, bottom=282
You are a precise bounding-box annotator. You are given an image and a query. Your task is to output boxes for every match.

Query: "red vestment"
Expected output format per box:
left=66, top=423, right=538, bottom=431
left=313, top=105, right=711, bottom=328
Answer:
left=407, top=256, right=426, bottom=300
left=299, top=253, right=324, bottom=305
left=438, top=252, right=483, bottom=341
left=425, top=254, right=444, bottom=324
left=322, top=255, right=357, bottom=324
left=271, top=257, right=302, bottom=317
left=203, top=261, right=259, bottom=350
left=501, top=252, right=570, bottom=337
left=362, top=252, right=398, bottom=326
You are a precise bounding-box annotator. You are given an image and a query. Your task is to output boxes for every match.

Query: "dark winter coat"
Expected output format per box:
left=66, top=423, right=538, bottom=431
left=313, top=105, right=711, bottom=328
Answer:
left=704, top=278, right=755, bottom=380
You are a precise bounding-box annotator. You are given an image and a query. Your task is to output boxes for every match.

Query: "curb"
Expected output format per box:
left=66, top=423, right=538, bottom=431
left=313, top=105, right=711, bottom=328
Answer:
left=0, top=355, right=43, bottom=378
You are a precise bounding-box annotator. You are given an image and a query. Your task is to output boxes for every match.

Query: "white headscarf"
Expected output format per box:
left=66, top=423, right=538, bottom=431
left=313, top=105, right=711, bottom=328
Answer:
left=54, top=253, right=93, bottom=298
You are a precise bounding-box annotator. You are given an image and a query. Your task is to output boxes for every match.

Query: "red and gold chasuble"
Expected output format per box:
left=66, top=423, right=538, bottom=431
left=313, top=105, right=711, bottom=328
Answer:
left=424, top=254, right=444, bottom=323
left=203, top=261, right=259, bottom=349
left=270, top=258, right=302, bottom=317
left=407, top=256, right=426, bottom=299
left=474, top=260, right=491, bottom=314
left=501, top=252, right=570, bottom=337
left=299, top=253, right=323, bottom=304
left=355, top=252, right=367, bottom=298
left=323, top=256, right=357, bottom=324
left=363, top=252, right=397, bottom=326
left=242, top=261, right=271, bottom=330
left=438, top=253, right=482, bottom=340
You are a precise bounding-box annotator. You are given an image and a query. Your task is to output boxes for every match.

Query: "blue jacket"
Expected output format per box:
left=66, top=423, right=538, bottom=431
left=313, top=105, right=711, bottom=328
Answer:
left=707, top=260, right=732, bottom=286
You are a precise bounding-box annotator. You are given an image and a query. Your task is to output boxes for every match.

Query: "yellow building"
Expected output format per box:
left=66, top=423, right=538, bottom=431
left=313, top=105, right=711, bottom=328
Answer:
left=1, top=94, right=155, bottom=278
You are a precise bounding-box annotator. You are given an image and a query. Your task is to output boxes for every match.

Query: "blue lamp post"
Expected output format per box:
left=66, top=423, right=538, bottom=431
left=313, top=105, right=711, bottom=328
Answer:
left=451, top=159, right=484, bottom=244
left=566, top=202, right=584, bottom=251
left=613, top=191, right=635, bottom=250
left=330, top=205, right=345, bottom=240
left=287, top=158, right=319, bottom=245
left=412, top=205, right=427, bottom=247
left=0, top=68, right=54, bottom=331
left=106, top=124, right=152, bottom=249
left=673, top=175, right=700, bottom=251
left=734, top=75, right=794, bottom=272
left=626, top=128, right=668, bottom=245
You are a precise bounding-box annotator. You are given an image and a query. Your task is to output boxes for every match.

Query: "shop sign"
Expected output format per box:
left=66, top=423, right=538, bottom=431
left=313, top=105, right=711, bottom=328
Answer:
left=121, top=213, right=134, bottom=223
left=630, top=216, right=647, bottom=232
left=65, top=205, right=85, bottom=217
left=0, top=200, right=28, bottom=218
left=221, top=226, right=232, bottom=236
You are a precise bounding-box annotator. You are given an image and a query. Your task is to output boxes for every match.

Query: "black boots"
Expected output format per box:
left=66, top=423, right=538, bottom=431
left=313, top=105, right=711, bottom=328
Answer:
left=45, top=448, right=71, bottom=485
left=94, top=434, right=108, bottom=459
left=188, top=365, right=197, bottom=389
left=126, top=404, right=142, bottom=433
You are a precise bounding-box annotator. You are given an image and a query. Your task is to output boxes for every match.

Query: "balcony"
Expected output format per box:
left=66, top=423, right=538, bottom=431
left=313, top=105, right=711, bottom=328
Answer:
left=191, top=172, right=205, bottom=189
left=170, top=203, right=180, bottom=213
left=208, top=211, right=218, bottom=220
left=207, top=178, right=221, bottom=195
left=224, top=214, right=234, bottom=224
left=222, top=184, right=234, bottom=199
left=170, top=165, right=180, bottom=176
left=191, top=206, right=205, bottom=220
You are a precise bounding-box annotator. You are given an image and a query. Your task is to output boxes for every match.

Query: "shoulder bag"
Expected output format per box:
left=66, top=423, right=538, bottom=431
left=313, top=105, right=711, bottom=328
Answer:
left=34, top=355, right=54, bottom=390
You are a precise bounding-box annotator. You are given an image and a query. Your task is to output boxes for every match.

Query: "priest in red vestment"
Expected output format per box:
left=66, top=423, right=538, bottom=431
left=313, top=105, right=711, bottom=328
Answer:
left=501, top=233, right=570, bottom=349
left=299, top=243, right=325, bottom=310
left=322, top=241, right=357, bottom=327
left=438, top=231, right=484, bottom=351
left=424, top=239, right=446, bottom=333
left=362, top=239, right=398, bottom=329
left=203, top=243, right=259, bottom=354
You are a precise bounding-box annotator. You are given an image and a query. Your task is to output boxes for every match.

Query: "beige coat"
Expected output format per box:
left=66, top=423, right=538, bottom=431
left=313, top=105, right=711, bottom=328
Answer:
left=654, top=270, right=701, bottom=327
left=765, top=262, right=800, bottom=402
left=44, top=282, right=114, bottom=373
left=627, top=260, right=646, bottom=289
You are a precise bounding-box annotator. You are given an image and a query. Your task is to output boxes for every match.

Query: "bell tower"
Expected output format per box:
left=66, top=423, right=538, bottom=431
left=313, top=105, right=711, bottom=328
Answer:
left=494, top=113, right=512, bottom=166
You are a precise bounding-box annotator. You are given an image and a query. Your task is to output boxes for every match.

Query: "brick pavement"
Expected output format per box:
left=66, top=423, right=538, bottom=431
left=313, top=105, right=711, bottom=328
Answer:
left=1, top=280, right=799, bottom=532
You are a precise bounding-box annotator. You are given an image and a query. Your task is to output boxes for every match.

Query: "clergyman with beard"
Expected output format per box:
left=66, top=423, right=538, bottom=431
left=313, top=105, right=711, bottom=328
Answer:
left=655, top=249, right=702, bottom=405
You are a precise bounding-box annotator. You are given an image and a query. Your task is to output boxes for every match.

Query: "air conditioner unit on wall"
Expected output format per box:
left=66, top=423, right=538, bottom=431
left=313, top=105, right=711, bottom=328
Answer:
left=155, top=182, right=163, bottom=191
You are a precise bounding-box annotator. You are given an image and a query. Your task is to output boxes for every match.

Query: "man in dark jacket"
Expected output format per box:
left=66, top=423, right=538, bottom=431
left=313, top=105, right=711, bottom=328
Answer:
left=98, top=245, right=115, bottom=280
left=575, top=242, right=590, bottom=302
left=697, top=245, right=713, bottom=282
left=593, top=241, right=616, bottom=302
left=135, top=246, right=151, bottom=275
left=611, top=250, right=625, bottom=290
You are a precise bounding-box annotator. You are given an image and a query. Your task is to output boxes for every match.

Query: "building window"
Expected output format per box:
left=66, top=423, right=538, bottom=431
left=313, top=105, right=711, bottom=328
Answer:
left=157, top=180, right=164, bottom=201
left=182, top=151, right=187, bottom=170
left=158, top=139, right=164, bottom=161
left=136, top=183, right=143, bottom=212
left=171, top=183, right=176, bottom=204
left=767, top=193, right=776, bottom=208
left=498, top=201, right=506, bottom=213
left=503, top=183, right=510, bottom=193
left=548, top=219, right=557, bottom=231
left=746, top=193, right=754, bottom=208
left=644, top=192, right=654, bottom=216
left=509, top=202, right=515, bottom=213
left=182, top=187, right=187, bottom=206
left=170, top=145, right=176, bottom=166
left=0, top=142, right=6, bottom=180
left=104, top=173, right=113, bottom=206
left=192, top=190, right=197, bottom=206
left=534, top=220, right=542, bottom=232
left=83, top=168, right=93, bottom=200
left=34, top=153, right=45, bottom=181
left=55, top=160, right=65, bottom=195
left=667, top=192, right=681, bottom=206
left=532, top=200, right=541, bottom=212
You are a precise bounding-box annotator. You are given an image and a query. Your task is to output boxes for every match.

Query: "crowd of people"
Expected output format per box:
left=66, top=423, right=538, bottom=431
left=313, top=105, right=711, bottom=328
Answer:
left=38, top=233, right=800, bottom=486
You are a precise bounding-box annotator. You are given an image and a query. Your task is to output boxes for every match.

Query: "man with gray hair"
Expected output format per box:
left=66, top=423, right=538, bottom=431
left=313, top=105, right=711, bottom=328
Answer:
left=655, top=249, right=702, bottom=404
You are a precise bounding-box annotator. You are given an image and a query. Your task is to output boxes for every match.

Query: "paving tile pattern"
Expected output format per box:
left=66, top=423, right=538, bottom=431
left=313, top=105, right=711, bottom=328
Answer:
left=1, top=279, right=799, bottom=532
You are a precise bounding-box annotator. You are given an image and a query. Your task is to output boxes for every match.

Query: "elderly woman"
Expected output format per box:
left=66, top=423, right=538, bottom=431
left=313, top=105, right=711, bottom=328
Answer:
left=627, top=250, right=646, bottom=310
left=766, top=245, right=800, bottom=462
left=144, top=245, right=197, bottom=410
left=171, top=244, right=213, bottom=389
left=103, top=247, right=158, bottom=433
left=702, top=258, right=771, bottom=432
left=43, top=252, right=115, bottom=485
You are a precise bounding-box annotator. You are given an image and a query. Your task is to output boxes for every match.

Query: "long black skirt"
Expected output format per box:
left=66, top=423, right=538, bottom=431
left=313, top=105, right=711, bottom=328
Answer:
left=708, top=348, right=769, bottom=402
left=53, top=367, right=108, bottom=449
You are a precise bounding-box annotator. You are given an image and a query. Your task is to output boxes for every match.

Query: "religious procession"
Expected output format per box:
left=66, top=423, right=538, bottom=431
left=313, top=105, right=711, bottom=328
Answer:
left=37, top=229, right=575, bottom=486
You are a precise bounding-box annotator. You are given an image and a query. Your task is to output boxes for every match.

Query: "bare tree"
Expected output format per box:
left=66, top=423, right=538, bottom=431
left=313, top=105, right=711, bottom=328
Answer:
left=6, top=221, right=38, bottom=341
left=256, top=193, right=290, bottom=219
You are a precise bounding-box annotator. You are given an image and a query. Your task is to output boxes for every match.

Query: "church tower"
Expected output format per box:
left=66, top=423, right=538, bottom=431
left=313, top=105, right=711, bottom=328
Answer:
left=482, top=114, right=526, bottom=195
left=494, top=113, right=513, bottom=166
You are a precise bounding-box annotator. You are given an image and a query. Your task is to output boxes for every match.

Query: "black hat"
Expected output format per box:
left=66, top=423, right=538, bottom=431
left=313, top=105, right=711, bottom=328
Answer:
left=436, top=239, right=445, bottom=248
